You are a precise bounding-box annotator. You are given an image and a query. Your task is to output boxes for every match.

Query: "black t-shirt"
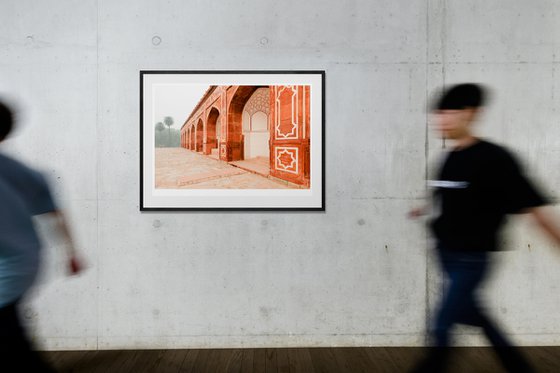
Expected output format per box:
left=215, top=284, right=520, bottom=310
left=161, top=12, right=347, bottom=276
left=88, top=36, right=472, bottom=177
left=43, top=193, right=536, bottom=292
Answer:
left=430, top=139, right=547, bottom=252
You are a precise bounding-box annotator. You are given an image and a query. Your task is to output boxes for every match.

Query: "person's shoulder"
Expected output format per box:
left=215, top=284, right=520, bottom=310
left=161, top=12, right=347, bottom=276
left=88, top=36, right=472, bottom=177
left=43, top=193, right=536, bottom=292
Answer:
left=476, top=139, right=505, bottom=151
left=0, top=153, right=37, bottom=173
left=476, top=139, right=515, bottom=159
left=477, top=140, right=523, bottom=172
left=0, top=151, right=46, bottom=183
left=0, top=151, right=28, bottom=171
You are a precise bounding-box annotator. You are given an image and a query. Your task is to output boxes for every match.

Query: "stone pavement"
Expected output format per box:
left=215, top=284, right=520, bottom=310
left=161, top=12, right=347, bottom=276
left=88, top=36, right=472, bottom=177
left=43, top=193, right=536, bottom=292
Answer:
left=230, top=156, right=270, bottom=177
left=154, top=148, right=293, bottom=189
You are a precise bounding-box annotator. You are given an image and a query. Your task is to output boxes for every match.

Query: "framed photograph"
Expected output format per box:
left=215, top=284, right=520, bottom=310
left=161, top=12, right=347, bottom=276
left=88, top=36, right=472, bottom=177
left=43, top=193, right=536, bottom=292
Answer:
left=140, top=70, right=325, bottom=211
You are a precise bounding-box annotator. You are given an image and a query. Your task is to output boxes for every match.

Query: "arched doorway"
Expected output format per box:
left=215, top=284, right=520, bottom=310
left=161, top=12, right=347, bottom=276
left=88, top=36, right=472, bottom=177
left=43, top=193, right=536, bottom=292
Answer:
left=227, top=86, right=260, bottom=161
left=242, top=87, right=270, bottom=160
left=189, top=126, right=194, bottom=150
left=206, top=107, right=219, bottom=157
left=216, top=114, right=222, bottom=154
left=196, top=119, right=203, bottom=152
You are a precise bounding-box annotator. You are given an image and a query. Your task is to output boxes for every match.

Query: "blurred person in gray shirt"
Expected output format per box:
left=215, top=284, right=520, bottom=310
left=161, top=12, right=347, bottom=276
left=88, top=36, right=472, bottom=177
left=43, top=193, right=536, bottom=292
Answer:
left=0, top=99, right=83, bottom=371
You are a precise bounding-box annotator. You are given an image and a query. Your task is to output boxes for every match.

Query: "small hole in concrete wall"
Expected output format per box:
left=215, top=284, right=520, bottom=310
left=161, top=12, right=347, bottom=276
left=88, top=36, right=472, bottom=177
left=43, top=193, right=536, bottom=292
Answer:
left=153, top=219, right=162, bottom=228
left=152, top=36, right=162, bottom=46
left=260, top=37, right=269, bottom=46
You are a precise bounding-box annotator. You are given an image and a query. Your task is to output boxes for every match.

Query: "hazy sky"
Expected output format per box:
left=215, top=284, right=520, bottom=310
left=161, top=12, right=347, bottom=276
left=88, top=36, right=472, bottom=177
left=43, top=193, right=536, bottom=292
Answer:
left=152, top=84, right=210, bottom=129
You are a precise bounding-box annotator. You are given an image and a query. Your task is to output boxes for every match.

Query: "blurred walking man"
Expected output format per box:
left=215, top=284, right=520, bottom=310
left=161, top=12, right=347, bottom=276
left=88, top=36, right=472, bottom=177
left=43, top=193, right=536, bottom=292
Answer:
left=410, top=83, right=560, bottom=373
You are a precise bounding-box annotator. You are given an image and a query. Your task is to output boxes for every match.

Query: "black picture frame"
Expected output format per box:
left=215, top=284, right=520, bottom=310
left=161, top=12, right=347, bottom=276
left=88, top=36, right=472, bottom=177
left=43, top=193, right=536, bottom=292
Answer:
left=140, top=70, right=325, bottom=211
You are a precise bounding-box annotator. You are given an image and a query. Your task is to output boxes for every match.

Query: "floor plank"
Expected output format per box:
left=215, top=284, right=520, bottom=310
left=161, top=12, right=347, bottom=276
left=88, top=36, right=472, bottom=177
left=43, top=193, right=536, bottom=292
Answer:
left=192, top=348, right=211, bottom=372
left=287, top=348, right=315, bottom=373
left=224, top=349, right=243, bottom=373
left=131, top=350, right=168, bottom=373
left=181, top=349, right=200, bottom=372
left=264, top=348, right=277, bottom=373
left=362, top=347, right=400, bottom=372
left=151, top=349, right=189, bottom=373
left=452, top=347, right=503, bottom=373
left=528, top=346, right=559, bottom=373
left=332, top=347, right=375, bottom=373
left=44, top=350, right=89, bottom=371
left=253, top=348, right=266, bottom=372
left=384, top=346, right=428, bottom=372
left=241, top=349, right=254, bottom=373
left=308, top=347, right=344, bottom=373
left=276, top=349, right=290, bottom=373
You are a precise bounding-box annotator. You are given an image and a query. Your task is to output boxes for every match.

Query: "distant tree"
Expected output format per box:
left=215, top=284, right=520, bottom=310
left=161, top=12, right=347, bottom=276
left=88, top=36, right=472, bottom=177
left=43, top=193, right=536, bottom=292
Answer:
left=155, top=122, right=165, bottom=132
left=164, top=116, right=174, bottom=146
left=155, top=122, right=166, bottom=147
left=154, top=117, right=181, bottom=148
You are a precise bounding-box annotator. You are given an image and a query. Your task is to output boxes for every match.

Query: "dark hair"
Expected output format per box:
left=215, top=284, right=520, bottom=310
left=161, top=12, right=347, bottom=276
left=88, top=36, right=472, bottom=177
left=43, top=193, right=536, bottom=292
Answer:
left=433, top=83, right=487, bottom=110
left=0, top=100, right=14, bottom=141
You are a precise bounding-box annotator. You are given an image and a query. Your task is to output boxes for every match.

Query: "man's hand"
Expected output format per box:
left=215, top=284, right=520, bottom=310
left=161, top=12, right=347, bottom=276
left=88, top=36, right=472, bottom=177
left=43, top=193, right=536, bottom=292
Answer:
left=408, top=206, right=427, bottom=219
left=68, top=255, right=83, bottom=275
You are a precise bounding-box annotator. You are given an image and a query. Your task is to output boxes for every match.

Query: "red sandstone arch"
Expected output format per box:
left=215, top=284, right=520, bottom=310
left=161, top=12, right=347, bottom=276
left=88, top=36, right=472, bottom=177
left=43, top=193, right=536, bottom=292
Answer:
left=191, top=126, right=195, bottom=150
left=227, top=86, right=261, bottom=161
left=205, top=107, right=219, bottom=155
left=196, top=119, right=203, bottom=152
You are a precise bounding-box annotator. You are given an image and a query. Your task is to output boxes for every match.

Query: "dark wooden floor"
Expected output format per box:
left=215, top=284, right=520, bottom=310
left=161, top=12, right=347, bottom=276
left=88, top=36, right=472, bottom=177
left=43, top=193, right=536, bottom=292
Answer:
left=43, top=347, right=560, bottom=373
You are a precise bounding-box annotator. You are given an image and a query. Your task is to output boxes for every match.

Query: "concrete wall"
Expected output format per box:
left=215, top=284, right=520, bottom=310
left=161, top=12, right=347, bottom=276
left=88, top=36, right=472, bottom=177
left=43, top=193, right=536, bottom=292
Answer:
left=0, top=0, right=559, bottom=350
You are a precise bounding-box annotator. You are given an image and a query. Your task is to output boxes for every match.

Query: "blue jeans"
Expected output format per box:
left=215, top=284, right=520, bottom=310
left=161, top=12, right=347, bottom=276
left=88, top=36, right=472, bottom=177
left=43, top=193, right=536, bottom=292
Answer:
left=431, top=249, right=532, bottom=372
left=435, top=250, right=505, bottom=346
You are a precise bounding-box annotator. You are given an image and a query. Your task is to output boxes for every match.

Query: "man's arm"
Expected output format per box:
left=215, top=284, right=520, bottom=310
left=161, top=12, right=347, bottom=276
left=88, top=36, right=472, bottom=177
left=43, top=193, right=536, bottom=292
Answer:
left=49, top=210, right=84, bottom=275
left=526, top=206, right=560, bottom=246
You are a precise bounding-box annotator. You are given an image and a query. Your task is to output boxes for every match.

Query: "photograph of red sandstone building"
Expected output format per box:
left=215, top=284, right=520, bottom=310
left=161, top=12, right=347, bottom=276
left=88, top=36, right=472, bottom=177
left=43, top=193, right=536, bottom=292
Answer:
left=158, top=85, right=311, bottom=189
